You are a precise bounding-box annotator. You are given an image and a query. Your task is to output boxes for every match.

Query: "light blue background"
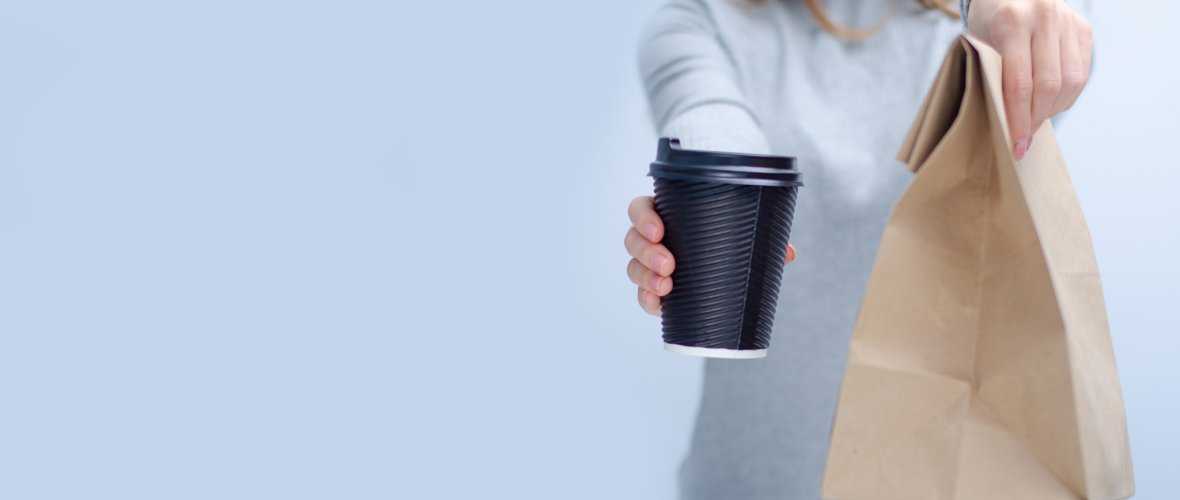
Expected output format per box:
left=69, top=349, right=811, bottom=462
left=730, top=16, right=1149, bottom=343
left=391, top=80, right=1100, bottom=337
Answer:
left=0, top=1, right=1174, bottom=498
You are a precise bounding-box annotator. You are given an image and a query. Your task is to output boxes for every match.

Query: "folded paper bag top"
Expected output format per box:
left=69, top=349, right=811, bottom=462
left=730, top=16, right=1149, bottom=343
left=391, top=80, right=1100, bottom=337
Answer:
left=820, top=35, right=1134, bottom=500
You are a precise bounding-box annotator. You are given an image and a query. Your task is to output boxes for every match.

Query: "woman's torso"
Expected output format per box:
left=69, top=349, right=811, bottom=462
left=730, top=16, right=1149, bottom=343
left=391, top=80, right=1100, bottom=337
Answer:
left=675, top=1, right=963, bottom=498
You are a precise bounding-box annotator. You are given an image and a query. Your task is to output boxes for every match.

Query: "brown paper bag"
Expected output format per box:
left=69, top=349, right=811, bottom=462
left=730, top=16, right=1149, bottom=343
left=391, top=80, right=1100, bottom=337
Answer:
left=820, top=35, right=1134, bottom=500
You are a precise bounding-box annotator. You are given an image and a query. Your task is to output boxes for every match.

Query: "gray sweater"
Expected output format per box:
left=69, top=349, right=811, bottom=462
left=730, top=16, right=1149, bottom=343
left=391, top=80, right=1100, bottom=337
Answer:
left=637, top=1, right=964, bottom=498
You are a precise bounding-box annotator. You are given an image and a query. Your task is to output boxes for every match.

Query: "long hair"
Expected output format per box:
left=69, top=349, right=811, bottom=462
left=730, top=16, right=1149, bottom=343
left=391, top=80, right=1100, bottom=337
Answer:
left=743, top=0, right=960, bottom=41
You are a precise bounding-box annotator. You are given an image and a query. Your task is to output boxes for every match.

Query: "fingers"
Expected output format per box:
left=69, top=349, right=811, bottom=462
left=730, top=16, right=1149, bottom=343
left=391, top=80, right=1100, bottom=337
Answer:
left=628, top=195, right=671, bottom=317
left=627, top=195, right=663, bottom=242
left=624, top=227, right=675, bottom=276
left=785, top=243, right=796, bottom=264
left=627, top=257, right=673, bottom=296
left=990, top=0, right=1094, bottom=161
left=638, top=287, right=662, bottom=316
left=992, top=4, right=1034, bottom=159
left=1028, top=0, right=1061, bottom=141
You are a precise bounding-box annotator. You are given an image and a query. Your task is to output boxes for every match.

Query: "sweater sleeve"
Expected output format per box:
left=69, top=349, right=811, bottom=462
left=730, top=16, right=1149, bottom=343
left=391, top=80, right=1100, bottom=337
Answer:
left=636, top=0, right=772, bottom=155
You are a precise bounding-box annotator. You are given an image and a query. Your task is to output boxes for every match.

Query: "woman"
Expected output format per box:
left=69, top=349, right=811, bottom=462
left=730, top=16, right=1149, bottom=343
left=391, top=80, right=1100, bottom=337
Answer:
left=623, top=0, right=1092, bottom=497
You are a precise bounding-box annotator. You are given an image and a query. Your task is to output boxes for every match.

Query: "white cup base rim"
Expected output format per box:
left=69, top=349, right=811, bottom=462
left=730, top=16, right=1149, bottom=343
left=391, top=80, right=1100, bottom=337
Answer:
left=663, top=343, right=767, bottom=359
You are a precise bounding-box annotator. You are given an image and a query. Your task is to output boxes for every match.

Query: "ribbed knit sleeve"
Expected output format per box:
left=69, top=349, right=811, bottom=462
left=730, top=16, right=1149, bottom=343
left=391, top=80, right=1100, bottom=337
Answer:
left=636, top=0, right=772, bottom=155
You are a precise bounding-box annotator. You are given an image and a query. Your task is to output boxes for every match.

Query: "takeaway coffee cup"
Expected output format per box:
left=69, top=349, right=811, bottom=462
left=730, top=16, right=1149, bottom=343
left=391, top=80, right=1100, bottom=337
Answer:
left=647, top=137, right=803, bottom=359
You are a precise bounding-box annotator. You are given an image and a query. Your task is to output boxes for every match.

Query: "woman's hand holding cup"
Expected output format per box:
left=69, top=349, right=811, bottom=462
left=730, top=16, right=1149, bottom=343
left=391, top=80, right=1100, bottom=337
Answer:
left=625, top=195, right=796, bottom=317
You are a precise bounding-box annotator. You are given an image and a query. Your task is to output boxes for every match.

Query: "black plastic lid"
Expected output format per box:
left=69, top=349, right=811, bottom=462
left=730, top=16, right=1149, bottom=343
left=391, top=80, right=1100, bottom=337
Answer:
left=647, top=137, right=802, bottom=187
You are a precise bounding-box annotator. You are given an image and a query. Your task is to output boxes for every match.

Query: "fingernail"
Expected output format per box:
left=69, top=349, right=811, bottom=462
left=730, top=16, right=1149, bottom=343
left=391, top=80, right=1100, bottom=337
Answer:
left=650, top=275, right=664, bottom=293
left=651, top=254, right=669, bottom=274
left=643, top=222, right=659, bottom=241
left=1013, top=138, right=1030, bottom=160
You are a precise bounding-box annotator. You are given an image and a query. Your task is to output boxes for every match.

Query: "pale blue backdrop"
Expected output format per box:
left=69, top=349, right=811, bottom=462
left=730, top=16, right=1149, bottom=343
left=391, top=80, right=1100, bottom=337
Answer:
left=0, top=1, right=1174, bottom=499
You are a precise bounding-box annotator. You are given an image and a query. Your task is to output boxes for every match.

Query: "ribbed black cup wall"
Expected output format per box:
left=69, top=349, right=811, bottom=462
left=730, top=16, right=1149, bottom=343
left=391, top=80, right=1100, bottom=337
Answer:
left=652, top=177, right=799, bottom=351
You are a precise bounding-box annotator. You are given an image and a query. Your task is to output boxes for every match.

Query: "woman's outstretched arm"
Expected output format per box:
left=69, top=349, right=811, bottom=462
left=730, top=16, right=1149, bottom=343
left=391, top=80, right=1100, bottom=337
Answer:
left=636, top=0, right=772, bottom=155
left=627, top=0, right=792, bottom=316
